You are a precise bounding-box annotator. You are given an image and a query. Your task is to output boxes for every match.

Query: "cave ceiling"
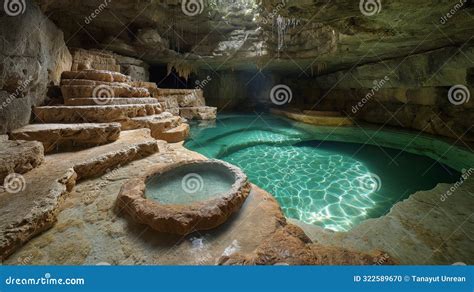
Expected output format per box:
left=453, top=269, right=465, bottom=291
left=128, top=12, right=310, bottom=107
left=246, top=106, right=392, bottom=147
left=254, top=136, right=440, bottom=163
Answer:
left=36, top=0, right=474, bottom=75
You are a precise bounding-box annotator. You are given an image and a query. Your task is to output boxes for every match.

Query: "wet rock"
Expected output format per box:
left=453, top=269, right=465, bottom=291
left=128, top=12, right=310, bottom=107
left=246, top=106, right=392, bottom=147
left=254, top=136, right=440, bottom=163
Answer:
left=219, top=224, right=398, bottom=265
left=180, top=107, right=217, bottom=121
left=116, top=160, right=251, bottom=235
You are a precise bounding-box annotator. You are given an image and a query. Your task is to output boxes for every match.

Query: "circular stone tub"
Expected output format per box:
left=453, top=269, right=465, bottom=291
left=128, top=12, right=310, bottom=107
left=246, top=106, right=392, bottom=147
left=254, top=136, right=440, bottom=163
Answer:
left=117, top=160, right=251, bottom=235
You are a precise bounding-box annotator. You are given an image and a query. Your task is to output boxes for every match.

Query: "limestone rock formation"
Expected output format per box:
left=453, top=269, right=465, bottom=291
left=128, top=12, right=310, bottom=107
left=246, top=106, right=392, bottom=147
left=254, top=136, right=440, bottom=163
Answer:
left=9, top=123, right=121, bottom=153
left=70, top=48, right=120, bottom=72
left=0, top=129, right=158, bottom=260
left=117, top=160, right=251, bottom=235
left=0, top=0, right=72, bottom=134
left=31, top=0, right=473, bottom=141
left=0, top=140, right=44, bottom=181
left=6, top=53, right=192, bottom=147
left=219, top=224, right=398, bottom=265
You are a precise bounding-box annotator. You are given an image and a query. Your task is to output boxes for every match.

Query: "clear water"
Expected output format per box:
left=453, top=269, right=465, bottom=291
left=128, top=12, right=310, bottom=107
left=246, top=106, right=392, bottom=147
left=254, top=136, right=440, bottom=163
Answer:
left=185, top=114, right=461, bottom=231
left=145, top=167, right=234, bottom=205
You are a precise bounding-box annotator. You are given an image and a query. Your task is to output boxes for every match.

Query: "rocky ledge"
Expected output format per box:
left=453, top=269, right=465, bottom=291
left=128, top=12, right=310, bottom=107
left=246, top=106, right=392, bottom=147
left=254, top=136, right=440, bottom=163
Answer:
left=0, top=140, right=44, bottom=181
left=219, top=224, right=397, bottom=265
left=290, top=171, right=474, bottom=265
left=0, top=129, right=158, bottom=260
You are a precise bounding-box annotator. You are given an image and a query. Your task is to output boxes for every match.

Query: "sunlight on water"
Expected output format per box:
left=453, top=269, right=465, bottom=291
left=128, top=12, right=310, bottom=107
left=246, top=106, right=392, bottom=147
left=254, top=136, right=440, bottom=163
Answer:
left=185, top=114, right=460, bottom=231
left=224, top=145, right=379, bottom=231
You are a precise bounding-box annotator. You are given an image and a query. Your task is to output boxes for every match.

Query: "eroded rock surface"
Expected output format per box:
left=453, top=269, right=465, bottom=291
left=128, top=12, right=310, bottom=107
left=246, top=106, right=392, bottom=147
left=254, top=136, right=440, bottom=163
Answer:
left=0, top=129, right=158, bottom=260
left=9, top=123, right=121, bottom=153
left=33, top=105, right=162, bottom=124
left=117, top=160, right=251, bottom=235
left=0, top=0, right=72, bottom=134
left=2, top=142, right=397, bottom=265
left=290, top=174, right=474, bottom=265
left=219, top=224, right=398, bottom=266
left=0, top=140, right=44, bottom=181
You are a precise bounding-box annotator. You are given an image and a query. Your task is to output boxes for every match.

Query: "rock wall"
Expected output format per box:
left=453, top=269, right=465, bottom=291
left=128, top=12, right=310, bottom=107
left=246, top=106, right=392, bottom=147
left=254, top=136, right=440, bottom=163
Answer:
left=281, top=46, right=474, bottom=142
left=70, top=48, right=120, bottom=72
left=0, top=0, right=72, bottom=134
left=69, top=48, right=150, bottom=81
left=114, top=54, right=149, bottom=82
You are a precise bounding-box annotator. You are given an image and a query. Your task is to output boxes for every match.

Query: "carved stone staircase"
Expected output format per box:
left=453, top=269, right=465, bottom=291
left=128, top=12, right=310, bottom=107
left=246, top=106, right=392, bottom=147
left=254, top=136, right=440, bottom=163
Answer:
left=9, top=69, right=190, bottom=152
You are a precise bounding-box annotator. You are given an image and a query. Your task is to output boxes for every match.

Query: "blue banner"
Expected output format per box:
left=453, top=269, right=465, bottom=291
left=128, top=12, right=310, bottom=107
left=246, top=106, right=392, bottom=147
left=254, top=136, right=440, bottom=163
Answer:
left=0, top=266, right=472, bottom=291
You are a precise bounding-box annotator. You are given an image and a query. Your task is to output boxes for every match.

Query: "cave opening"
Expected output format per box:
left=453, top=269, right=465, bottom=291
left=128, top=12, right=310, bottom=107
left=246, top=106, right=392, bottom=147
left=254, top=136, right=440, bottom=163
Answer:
left=149, top=64, right=193, bottom=89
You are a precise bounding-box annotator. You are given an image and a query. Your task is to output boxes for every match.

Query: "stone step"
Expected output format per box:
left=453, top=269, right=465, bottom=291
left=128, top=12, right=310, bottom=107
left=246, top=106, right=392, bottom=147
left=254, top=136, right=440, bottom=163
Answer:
left=0, top=129, right=158, bottom=260
left=61, top=84, right=150, bottom=99
left=157, top=95, right=179, bottom=107
left=60, top=79, right=128, bottom=87
left=9, top=123, right=121, bottom=153
left=64, top=98, right=160, bottom=106
left=166, top=107, right=180, bottom=116
left=33, top=104, right=162, bottom=124
left=127, top=81, right=158, bottom=91
left=122, top=113, right=183, bottom=142
left=0, top=140, right=44, bottom=182
left=154, top=88, right=203, bottom=97
left=155, top=123, right=190, bottom=143
left=180, top=106, right=217, bottom=120
left=156, top=96, right=180, bottom=116
left=176, top=93, right=206, bottom=107
left=61, top=70, right=130, bottom=83
left=72, top=63, right=121, bottom=72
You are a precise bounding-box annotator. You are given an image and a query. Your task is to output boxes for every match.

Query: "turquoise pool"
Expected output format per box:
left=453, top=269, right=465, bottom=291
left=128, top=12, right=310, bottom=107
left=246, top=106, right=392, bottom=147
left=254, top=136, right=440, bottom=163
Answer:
left=184, top=114, right=461, bottom=231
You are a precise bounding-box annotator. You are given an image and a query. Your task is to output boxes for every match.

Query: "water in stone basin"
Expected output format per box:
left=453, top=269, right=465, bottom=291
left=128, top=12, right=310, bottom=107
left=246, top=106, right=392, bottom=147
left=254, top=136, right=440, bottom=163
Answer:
left=145, top=166, right=235, bottom=205
left=185, top=114, right=461, bottom=231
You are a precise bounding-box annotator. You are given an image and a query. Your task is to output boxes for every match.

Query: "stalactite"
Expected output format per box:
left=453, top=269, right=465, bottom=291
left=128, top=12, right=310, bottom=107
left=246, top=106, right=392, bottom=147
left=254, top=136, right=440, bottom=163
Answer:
left=311, top=62, right=327, bottom=76
left=275, top=15, right=301, bottom=55
left=167, top=61, right=196, bottom=81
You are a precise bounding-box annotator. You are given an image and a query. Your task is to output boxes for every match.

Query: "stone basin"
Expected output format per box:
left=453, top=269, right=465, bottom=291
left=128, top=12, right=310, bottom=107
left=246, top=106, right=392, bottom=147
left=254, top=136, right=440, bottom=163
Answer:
left=116, top=160, right=251, bottom=235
